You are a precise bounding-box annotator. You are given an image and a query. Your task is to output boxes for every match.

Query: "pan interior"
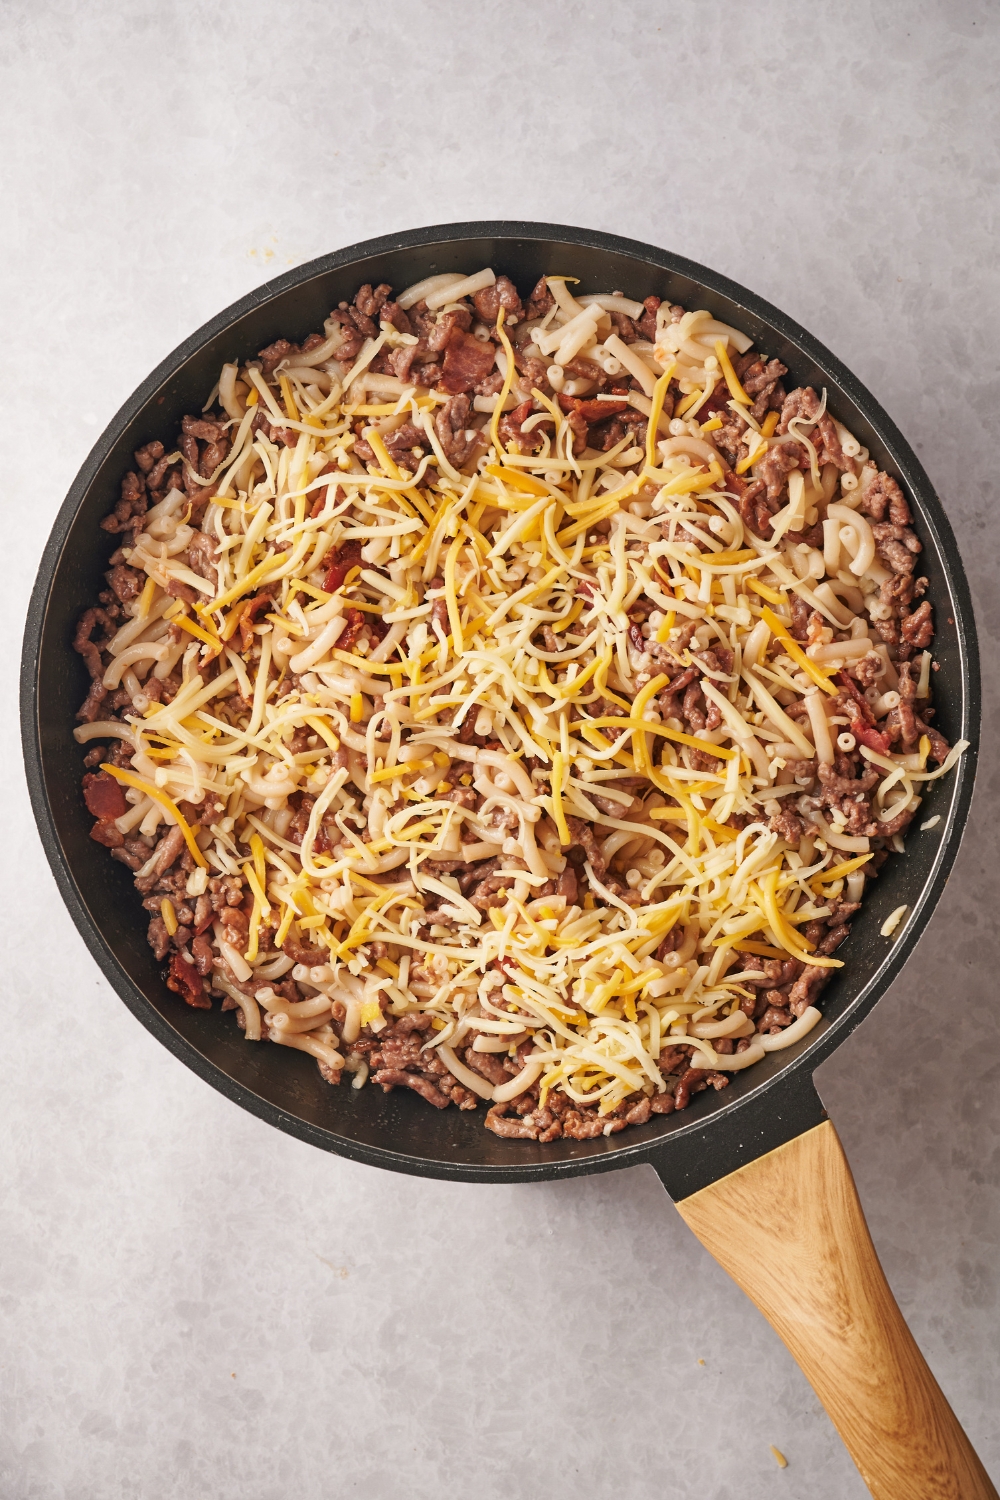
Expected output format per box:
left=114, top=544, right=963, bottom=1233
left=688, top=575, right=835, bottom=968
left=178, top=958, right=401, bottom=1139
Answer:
left=24, top=225, right=978, bottom=1181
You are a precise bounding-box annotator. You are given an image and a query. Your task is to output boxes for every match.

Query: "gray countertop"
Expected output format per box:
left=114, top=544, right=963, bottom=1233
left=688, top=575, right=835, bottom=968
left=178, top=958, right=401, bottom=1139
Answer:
left=2, top=3, right=998, bottom=1495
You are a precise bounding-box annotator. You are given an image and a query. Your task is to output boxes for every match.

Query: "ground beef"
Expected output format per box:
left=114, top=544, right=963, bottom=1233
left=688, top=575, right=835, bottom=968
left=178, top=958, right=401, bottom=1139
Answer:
left=740, top=355, right=787, bottom=422
left=354, top=282, right=391, bottom=322
left=473, top=275, right=523, bottom=325
left=901, top=600, right=933, bottom=649
left=462, top=1047, right=510, bottom=1088
left=757, top=440, right=803, bottom=504
left=729, top=473, right=778, bottom=539
left=434, top=393, right=478, bottom=467
left=372, top=1070, right=452, bottom=1109
left=497, top=398, right=550, bottom=455
left=769, top=806, right=805, bottom=844
left=777, top=386, right=849, bottom=470
left=858, top=469, right=912, bottom=526
left=872, top=520, right=922, bottom=576
left=485, top=1083, right=671, bottom=1142
left=186, top=531, right=218, bottom=583
left=258, top=339, right=298, bottom=376
left=525, top=277, right=554, bottom=319
left=564, top=816, right=606, bottom=880
left=712, top=408, right=749, bottom=470
left=814, top=756, right=880, bottom=837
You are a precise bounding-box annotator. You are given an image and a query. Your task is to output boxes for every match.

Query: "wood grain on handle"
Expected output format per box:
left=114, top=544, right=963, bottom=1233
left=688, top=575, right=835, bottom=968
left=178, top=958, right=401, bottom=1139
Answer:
left=676, top=1120, right=996, bottom=1500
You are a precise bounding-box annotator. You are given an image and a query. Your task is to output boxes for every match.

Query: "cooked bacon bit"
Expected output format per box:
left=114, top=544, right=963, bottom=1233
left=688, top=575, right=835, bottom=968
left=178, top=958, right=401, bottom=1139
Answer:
left=83, top=771, right=128, bottom=820
left=558, top=395, right=629, bottom=423
left=850, top=719, right=891, bottom=756
left=335, top=607, right=366, bottom=654
left=323, top=541, right=363, bottom=593
left=440, top=332, right=497, bottom=395
left=90, top=817, right=124, bottom=847
left=166, top=952, right=211, bottom=1009
left=237, top=590, right=277, bottom=651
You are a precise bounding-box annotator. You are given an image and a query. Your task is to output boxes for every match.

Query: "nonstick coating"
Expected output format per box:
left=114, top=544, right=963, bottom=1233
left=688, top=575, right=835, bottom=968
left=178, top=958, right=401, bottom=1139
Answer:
left=21, top=222, right=979, bottom=1195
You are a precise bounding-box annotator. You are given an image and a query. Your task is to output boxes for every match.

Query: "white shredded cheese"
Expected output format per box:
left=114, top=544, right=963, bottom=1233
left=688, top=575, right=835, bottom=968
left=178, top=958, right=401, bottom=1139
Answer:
left=75, top=270, right=967, bottom=1122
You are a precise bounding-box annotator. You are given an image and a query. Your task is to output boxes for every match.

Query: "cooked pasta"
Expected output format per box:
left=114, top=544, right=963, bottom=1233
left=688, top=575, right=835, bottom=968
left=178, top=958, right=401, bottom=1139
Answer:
left=72, top=270, right=966, bottom=1141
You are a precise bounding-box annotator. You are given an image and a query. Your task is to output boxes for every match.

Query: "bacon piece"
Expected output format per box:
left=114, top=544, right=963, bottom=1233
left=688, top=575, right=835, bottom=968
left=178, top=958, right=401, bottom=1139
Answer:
left=237, top=590, right=277, bottom=651
left=166, top=952, right=211, bottom=1008
left=850, top=719, right=891, bottom=757
left=558, top=395, right=629, bottom=423
left=692, top=381, right=733, bottom=422
left=336, top=607, right=366, bottom=654
left=307, top=463, right=339, bottom=519
left=82, top=771, right=128, bottom=820
left=323, top=540, right=363, bottom=593
left=90, top=817, right=124, bottom=847
left=439, top=333, right=496, bottom=395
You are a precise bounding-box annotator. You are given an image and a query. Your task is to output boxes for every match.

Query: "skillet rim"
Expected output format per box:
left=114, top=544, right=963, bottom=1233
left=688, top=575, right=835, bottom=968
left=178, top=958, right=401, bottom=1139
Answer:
left=20, top=220, right=980, bottom=1184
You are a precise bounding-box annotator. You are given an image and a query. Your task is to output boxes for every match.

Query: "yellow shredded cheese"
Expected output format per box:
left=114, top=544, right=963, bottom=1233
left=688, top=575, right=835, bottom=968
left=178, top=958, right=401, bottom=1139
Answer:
left=761, top=607, right=839, bottom=695
left=714, top=339, right=751, bottom=405
left=100, top=765, right=207, bottom=868
left=278, top=375, right=300, bottom=421
left=74, top=269, right=966, bottom=1123
left=173, top=611, right=222, bottom=650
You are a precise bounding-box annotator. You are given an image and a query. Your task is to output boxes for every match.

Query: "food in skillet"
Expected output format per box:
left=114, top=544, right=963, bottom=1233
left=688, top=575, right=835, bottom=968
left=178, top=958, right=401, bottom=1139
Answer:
left=72, top=268, right=966, bottom=1140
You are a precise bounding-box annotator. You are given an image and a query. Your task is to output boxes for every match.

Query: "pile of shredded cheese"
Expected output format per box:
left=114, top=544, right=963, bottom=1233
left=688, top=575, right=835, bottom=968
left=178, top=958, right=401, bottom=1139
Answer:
left=75, top=270, right=967, bottom=1120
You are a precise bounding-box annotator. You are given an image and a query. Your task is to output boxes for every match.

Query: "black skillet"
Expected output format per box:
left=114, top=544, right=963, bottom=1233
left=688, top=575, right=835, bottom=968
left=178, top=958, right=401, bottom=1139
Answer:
left=21, top=224, right=993, bottom=1498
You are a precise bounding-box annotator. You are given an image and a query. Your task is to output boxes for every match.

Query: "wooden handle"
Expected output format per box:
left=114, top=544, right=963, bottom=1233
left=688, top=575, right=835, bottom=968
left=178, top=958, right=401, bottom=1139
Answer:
left=676, top=1120, right=996, bottom=1500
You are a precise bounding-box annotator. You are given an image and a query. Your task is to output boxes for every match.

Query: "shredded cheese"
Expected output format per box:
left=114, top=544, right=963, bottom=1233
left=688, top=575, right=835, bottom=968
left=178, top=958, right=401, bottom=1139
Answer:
left=100, top=765, right=208, bottom=868
left=714, top=340, right=751, bottom=405
left=74, top=268, right=966, bottom=1125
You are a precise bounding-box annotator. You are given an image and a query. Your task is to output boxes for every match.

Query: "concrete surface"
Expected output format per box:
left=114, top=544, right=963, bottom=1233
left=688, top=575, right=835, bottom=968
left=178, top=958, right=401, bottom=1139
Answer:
left=2, top=2, right=998, bottom=1496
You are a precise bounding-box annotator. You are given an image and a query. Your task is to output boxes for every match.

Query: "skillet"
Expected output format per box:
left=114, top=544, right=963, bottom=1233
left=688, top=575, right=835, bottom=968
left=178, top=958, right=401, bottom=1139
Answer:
left=21, top=222, right=993, bottom=1498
